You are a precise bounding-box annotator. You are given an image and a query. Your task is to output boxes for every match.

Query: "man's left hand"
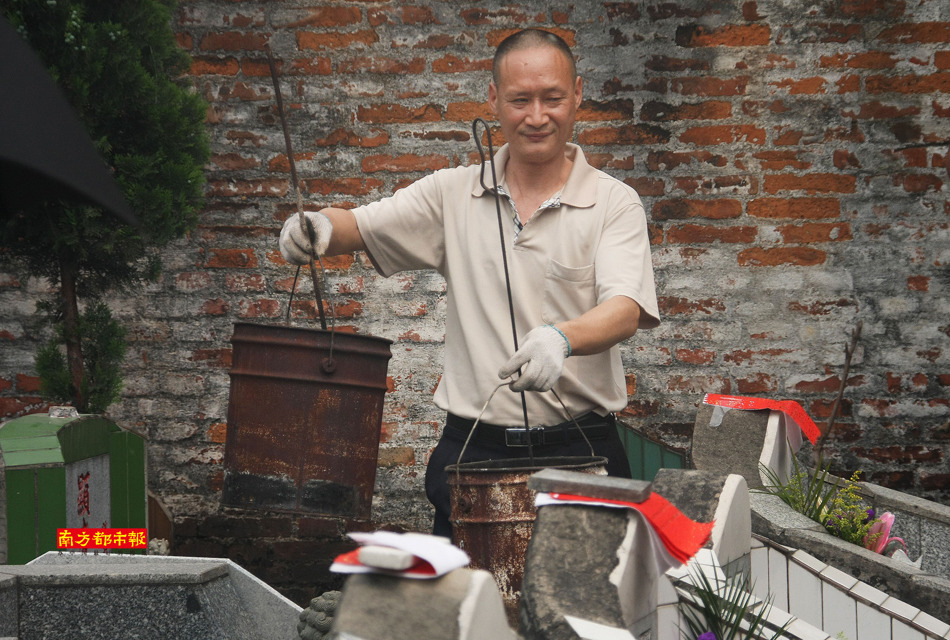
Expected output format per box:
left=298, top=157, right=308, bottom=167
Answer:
left=498, top=325, right=571, bottom=392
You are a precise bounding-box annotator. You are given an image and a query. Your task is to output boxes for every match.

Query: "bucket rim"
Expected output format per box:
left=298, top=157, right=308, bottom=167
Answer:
left=231, top=321, right=394, bottom=345
left=444, top=455, right=608, bottom=474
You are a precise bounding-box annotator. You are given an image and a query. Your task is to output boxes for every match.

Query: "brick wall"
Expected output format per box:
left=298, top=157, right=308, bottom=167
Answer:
left=2, top=1, right=949, bottom=538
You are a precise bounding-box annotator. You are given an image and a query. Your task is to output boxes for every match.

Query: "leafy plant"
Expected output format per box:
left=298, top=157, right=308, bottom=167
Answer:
left=35, top=300, right=126, bottom=414
left=679, top=566, right=789, bottom=640
left=758, top=455, right=839, bottom=524
left=822, top=471, right=877, bottom=546
left=1, top=0, right=209, bottom=413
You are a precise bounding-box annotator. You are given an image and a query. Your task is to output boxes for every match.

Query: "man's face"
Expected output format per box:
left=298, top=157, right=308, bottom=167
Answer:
left=488, top=44, right=583, bottom=168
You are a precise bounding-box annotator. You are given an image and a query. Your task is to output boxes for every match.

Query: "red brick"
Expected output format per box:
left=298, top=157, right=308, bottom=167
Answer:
left=770, top=77, right=828, bottom=94
left=866, top=72, right=950, bottom=94
left=647, top=151, right=728, bottom=171
left=0, top=397, right=46, bottom=419
left=200, top=299, right=230, bottom=316
left=191, top=56, right=240, bottom=76
left=639, top=100, right=732, bottom=122
left=737, top=247, right=827, bottom=266
left=834, top=150, right=861, bottom=169
left=357, top=103, right=442, bottom=124
left=205, top=248, right=258, bottom=269
left=899, top=173, right=943, bottom=193
left=432, top=55, right=491, bottom=74
left=578, top=124, right=671, bottom=146
left=737, top=373, right=778, bottom=394
left=626, top=177, right=665, bottom=197
left=297, top=30, right=379, bottom=51
left=877, top=22, right=950, bottom=44
left=819, top=51, right=899, bottom=69
left=16, top=374, right=41, bottom=393
left=290, top=56, right=332, bottom=76
left=378, top=446, right=416, bottom=467
left=675, top=348, right=716, bottom=364
left=808, top=23, right=862, bottom=44
left=777, top=222, right=852, bottom=243
left=199, top=32, right=269, bottom=52
left=908, top=275, right=930, bottom=292
left=853, top=445, right=942, bottom=463
left=189, top=349, right=233, bottom=368
left=238, top=299, right=281, bottom=319
left=675, top=24, right=770, bottom=47
left=788, top=298, right=855, bottom=315
left=723, top=348, right=795, bottom=365
left=444, top=101, right=493, bottom=122
left=679, top=125, right=766, bottom=145
left=644, top=56, right=710, bottom=72
left=665, top=224, right=758, bottom=244
left=361, top=154, right=450, bottom=173
left=672, top=76, right=750, bottom=97
left=752, top=151, right=812, bottom=171
left=657, top=296, right=726, bottom=315
left=836, top=74, right=862, bottom=93
left=212, top=153, right=260, bottom=171
left=302, top=178, right=385, bottom=197
left=276, top=7, right=362, bottom=28
left=314, top=128, right=389, bottom=148
left=763, top=173, right=856, bottom=194
left=652, top=199, right=742, bottom=220
left=207, top=422, right=227, bottom=444
left=843, top=101, right=922, bottom=119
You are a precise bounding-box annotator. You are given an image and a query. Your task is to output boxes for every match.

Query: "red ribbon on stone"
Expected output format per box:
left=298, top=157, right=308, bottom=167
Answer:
left=547, top=491, right=714, bottom=565
left=703, top=393, right=821, bottom=444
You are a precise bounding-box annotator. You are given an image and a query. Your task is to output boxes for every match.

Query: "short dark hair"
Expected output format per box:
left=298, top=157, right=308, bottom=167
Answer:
left=492, top=29, right=577, bottom=86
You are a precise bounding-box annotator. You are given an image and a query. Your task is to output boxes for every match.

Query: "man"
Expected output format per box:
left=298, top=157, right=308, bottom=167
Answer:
left=280, top=29, right=660, bottom=537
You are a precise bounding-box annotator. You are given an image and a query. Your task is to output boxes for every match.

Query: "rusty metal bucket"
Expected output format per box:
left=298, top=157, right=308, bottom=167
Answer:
left=446, top=455, right=607, bottom=623
left=222, top=322, right=392, bottom=520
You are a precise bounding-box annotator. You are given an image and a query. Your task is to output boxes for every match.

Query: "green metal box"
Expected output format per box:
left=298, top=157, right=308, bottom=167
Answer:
left=0, top=410, right=146, bottom=564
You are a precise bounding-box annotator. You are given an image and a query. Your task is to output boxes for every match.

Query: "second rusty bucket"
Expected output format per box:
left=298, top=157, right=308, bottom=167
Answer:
left=222, top=322, right=392, bottom=520
left=446, top=455, right=607, bottom=624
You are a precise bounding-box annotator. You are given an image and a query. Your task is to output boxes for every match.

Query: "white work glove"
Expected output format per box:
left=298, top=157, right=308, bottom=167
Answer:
left=498, top=325, right=571, bottom=392
left=279, top=211, right=332, bottom=265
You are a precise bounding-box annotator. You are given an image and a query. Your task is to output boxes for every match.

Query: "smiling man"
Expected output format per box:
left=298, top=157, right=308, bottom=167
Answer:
left=279, top=29, right=660, bottom=537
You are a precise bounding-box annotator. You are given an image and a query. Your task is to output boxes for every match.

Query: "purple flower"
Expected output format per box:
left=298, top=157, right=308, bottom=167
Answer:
left=697, top=633, right=716, bottom=640
left=864, top=508, right=876, bottom=523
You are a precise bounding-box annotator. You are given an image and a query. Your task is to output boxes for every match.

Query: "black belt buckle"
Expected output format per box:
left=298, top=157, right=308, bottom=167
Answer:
left=504, top=427, right=544, bottom=447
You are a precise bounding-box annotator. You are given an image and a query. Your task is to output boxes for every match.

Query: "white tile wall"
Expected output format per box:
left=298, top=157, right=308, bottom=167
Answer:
left=747, top=536, right=949, bottom=640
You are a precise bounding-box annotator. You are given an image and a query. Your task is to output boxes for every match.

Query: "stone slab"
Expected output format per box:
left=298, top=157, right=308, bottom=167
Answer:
left=527, top=468, right=651, bottom=502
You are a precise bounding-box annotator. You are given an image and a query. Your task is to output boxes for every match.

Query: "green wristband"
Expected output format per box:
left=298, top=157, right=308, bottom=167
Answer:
left=547, top=324, right=572, bottom=357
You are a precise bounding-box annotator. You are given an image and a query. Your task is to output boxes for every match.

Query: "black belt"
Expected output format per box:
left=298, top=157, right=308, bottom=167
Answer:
left=444, top=411, right=614, bottom=448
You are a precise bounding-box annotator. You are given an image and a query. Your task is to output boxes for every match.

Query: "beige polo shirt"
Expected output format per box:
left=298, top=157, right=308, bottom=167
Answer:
left=352, top=143, right=659, bottom=426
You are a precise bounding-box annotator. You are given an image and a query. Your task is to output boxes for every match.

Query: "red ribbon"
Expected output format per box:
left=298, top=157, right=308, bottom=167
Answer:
left=548, top=491, right=714, bottom=564
left=703, top=393, right=821, bottom=444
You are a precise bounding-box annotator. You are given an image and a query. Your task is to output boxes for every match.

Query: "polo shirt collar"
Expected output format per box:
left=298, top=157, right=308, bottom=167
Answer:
left=473, top=143, right=597, bottom=209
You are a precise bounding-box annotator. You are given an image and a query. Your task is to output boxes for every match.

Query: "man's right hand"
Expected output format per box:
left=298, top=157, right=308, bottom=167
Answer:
left=279, top=211, right=333, bottom=265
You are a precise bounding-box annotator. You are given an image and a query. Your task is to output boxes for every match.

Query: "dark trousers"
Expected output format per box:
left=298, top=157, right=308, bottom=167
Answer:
left=424, top=413, right=632, bottom=538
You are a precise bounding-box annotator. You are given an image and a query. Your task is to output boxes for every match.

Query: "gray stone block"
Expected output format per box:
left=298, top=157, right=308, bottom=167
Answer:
left=0, top=552, right=302, bottom=640
left=519, top=504, right=632, bottom=640
left=328, top=568, right=514, bottom=640
left=691, top=403, right=771, bottom=490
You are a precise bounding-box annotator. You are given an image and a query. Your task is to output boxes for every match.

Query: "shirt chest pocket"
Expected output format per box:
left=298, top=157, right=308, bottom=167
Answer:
left=541, top=259, right=597, bottom=324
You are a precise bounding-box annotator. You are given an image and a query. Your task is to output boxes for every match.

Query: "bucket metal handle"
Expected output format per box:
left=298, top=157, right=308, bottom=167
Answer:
left=454, top=384, right=597, bottom=469
left=266, top=45, right=338, bottom=371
